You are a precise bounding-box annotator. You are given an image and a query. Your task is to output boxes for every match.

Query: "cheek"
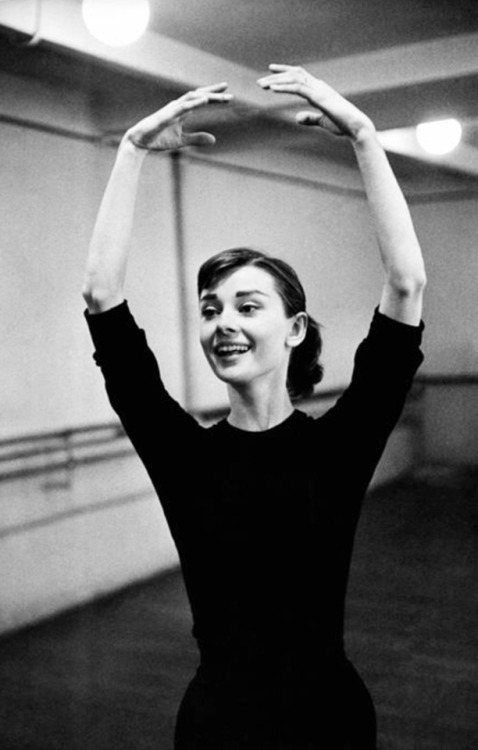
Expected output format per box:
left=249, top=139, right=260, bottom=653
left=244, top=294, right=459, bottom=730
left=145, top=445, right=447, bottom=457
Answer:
left=200, top=339, right=212, bottom=361
left=199, top=322, right=212, bottom=350
left=254, top=327, right=289, bottom=362
left=263, top=316, right=291, bottom=345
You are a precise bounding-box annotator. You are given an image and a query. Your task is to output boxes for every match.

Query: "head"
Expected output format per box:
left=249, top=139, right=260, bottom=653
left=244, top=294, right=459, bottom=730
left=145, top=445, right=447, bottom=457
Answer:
left=197, top=248, right=323, bottom=400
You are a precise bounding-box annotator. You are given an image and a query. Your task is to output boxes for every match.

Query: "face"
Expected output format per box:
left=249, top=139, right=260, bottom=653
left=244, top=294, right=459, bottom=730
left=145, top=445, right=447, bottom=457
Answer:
left=199, top=265, right=305, bottom=392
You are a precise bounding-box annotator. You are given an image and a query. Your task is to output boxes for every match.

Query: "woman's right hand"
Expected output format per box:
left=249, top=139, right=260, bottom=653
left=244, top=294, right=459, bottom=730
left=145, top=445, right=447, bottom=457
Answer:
left=123, top=83, right=233, bottom=152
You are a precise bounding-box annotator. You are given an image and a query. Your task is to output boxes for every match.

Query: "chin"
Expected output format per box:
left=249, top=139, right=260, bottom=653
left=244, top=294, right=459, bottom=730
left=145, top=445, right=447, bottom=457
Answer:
left=214, top=369, right=251, bottom=387
left=206, top=354, right=248, bottom=379
left=209, top=363, right=253, bottom=388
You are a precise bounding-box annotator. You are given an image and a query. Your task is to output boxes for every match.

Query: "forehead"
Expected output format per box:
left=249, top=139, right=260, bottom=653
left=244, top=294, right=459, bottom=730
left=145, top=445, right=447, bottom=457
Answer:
left=201, top=265, right=278, bottom=298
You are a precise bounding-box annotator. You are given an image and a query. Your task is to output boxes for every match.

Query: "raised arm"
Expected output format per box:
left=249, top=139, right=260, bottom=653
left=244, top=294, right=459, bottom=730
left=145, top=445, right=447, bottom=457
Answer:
left=82, top=83, right=232, bottom=314
left=258, top=65, right=426, bottom=325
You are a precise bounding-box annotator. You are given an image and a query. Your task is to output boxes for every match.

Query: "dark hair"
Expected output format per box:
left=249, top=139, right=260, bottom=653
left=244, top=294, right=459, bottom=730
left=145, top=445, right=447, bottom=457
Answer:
left=197, top=247, right=323, bottom=400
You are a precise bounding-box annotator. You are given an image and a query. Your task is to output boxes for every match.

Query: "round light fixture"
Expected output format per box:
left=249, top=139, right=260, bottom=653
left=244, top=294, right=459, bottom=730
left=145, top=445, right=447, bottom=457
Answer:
left=416, top=118, right=462, bottom=155
left=82, top=0, right=150, bottom=47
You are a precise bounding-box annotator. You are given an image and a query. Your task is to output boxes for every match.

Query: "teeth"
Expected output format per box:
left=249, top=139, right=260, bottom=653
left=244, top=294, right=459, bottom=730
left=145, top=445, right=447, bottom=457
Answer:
left=216, top=344, right=250, bottom=354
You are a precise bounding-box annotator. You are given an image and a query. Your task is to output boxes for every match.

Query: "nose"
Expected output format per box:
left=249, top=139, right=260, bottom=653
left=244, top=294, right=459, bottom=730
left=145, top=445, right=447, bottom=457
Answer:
left=216, top=308, right=239, bottom=333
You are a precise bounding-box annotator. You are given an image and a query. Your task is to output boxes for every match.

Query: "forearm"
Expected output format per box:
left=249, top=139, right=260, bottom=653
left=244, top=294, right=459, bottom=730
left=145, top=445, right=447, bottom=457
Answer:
left=82, top=83, right=230, bottom=314
left=352, top=129, right=426, bottom=292
left=257, top=64, right=426, bottom=323
left=83, top=138, right=147, bottom=313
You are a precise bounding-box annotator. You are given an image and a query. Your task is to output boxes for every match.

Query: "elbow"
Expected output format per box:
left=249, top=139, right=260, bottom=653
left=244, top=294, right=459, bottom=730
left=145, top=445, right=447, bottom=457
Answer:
left=82, top=279, right=120, bottom=314
left=388, top=268, right=427, bottom=299
left=82, top=283, right=100, bottom=312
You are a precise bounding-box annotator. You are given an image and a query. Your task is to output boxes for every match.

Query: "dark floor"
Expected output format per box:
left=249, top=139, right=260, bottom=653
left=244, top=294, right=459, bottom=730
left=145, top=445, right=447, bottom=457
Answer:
left=0, top=466, right=477, bottom=750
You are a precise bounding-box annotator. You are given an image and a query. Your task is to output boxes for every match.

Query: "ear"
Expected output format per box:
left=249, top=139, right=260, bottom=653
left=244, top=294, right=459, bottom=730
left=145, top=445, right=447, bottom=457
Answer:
left=286, top=312, right=308, bottom=349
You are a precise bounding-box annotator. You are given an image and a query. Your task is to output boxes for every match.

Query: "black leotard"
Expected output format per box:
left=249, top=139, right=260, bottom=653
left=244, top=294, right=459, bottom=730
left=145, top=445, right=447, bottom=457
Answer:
left=86, top=303, right=424, bottom=748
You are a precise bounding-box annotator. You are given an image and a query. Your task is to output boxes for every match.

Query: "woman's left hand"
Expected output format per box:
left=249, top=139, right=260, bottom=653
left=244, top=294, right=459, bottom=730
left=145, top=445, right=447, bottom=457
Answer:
left=257, top=64, right=375, bottom=142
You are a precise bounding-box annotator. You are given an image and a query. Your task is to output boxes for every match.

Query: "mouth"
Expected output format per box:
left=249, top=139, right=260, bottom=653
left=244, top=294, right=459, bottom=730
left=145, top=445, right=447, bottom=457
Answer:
left=213, top=342, right=252, bottom=358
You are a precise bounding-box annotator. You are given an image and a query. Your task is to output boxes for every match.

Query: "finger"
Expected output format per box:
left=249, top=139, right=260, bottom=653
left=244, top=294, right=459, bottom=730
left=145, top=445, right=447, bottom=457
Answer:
left=258, top=64, right=302, bottom=82
left=257, top=72, right=290, bottom=88
left=259, top=82, right=304, bottom=96
left=257, top=72, right=304, bottom=90
left=268, top=63, right=297, bottom=72
left=183, top=131, right=216, bottom=147
left=195, top=82, right=229, bottom=93
left=181, top=83, right=229, bottom=102
left=180, top=91, right=233, bottom=111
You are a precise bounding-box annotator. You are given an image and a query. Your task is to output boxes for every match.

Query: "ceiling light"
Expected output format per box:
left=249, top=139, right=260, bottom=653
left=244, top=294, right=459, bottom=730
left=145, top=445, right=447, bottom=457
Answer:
left=415, top=118, right=462, bottom=155
left=82, top=0, right=150, bottom=47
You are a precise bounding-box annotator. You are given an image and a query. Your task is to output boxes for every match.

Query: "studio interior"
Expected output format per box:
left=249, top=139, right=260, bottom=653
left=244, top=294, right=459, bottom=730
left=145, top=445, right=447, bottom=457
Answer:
left=0, top=1, right=477, bottom=748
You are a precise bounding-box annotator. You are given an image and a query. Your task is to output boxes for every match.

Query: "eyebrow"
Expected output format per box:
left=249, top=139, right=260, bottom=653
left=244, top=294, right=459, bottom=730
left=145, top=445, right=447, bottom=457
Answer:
left=200, top=289, right=270, bottom=302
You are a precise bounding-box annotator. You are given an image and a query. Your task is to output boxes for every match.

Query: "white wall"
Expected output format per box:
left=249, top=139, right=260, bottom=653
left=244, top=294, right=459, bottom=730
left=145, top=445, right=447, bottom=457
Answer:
left=0, top=452, right=178, bottom=636
left=412, top=194, right=478, bottom=376
left=410, top=193, right=478, bottom=464
left=180, top=153, right=383, bottom=411
left=0, top=73, right=183, bottom=634
left=0, top=123, right=184, bottom=439
left=1, top=65, right=477, bottom=633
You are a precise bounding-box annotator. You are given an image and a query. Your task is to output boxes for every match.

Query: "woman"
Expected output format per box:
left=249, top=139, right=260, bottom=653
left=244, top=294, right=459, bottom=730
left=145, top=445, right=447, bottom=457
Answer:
left=83, top=66, right=426, bottom=749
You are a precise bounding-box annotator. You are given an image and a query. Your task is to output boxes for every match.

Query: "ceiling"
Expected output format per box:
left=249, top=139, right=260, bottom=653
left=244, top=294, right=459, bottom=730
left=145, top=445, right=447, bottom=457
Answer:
left=149, top=0, right=478, bottom=69
left=0, top=0, right=478, bottom=186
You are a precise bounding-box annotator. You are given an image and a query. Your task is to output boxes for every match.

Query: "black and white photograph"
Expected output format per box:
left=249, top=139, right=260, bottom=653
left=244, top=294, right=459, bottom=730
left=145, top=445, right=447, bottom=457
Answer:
left=0, top=1, right=477, bottom=748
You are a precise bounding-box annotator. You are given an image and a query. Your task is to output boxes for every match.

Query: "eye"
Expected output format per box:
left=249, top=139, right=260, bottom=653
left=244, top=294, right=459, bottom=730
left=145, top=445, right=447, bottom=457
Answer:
left=239, top=302, right=259, bottom=315
left=201, top=306, right=219, bottom=320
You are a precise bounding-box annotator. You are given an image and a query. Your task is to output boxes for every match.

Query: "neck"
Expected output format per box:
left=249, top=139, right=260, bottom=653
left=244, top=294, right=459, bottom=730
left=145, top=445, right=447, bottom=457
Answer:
left=226, top=380, right=294, bottom=432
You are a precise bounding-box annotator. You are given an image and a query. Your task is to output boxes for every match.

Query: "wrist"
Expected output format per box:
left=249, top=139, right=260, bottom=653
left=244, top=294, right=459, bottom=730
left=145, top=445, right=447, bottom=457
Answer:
left=119, top=133, right=150, bottom=161
left=351, top=123, right=380, bottom=150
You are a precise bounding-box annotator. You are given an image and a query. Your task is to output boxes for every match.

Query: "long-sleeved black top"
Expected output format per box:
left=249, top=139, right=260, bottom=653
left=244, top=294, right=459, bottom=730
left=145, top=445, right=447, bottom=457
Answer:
left=86, top=302, right=424, bottom=685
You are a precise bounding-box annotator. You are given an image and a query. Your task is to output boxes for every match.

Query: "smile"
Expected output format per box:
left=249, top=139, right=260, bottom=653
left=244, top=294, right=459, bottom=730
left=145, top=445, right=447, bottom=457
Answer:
left=214, top=343, right=251, bottom=356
